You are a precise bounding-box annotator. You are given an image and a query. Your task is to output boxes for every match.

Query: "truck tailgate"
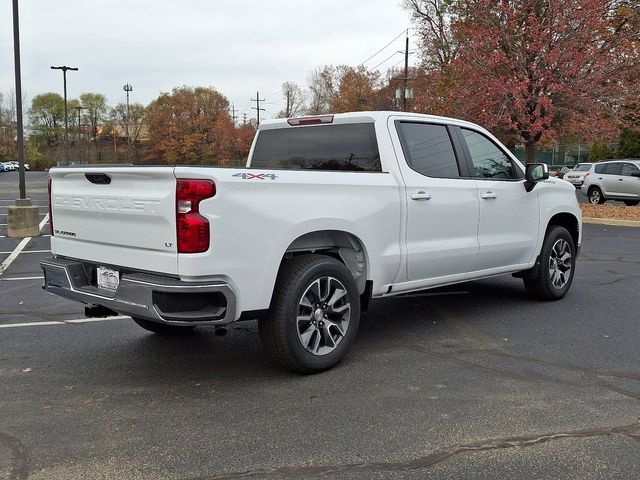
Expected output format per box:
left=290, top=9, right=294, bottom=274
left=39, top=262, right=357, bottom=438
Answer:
left=49, top=167, right=178, bottom=275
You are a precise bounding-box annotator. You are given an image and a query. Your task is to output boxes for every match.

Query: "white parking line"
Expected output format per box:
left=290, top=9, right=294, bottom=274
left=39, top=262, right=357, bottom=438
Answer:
left=0, top=214, right=49, bottom=276
left=0, top=316, right=129, bottom=329
left=0, top=250, right=50, bottom=254
left=0, top=213, right=48, bottom=216
left=0, top=276, right=44, bottom=281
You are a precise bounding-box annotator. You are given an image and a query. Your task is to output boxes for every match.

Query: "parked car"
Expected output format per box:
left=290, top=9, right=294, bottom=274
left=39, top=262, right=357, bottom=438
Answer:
left=563, top=163, right=592, bottom=187
left=41, top=111, right=582, bottom=373
left=1, top=162, right=16, bottom=171
left=6, top=161, right=30, bottom=171
left=581, top=159, right=640, bottom=205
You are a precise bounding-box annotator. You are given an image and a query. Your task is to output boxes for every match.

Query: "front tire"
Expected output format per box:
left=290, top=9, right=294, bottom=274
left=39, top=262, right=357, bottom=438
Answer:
left=259, top=254, right=360, bottom=373
left=132, top=317, right=196, bottom=335
left=588, top=186, right=605, bottom=204
left=523, top=226, right=576, bottom=301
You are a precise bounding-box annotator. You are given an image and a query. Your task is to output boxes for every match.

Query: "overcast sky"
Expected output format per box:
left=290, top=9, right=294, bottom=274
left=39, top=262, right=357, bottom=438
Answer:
left=1, top=0, right=418, bottom=121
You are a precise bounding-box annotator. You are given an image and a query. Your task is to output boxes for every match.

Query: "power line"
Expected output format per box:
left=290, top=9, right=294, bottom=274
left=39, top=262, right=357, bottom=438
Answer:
left=371, top=51, right=402, bottom=71
left=359, top=28, right=407, bottom=66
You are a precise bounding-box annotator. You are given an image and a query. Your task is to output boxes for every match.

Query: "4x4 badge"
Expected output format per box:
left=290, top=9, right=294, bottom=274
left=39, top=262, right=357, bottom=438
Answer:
left=233, top=173, right=277, bottom=180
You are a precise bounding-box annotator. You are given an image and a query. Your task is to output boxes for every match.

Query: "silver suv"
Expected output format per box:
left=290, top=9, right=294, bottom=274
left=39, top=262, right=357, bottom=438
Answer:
left=581, top=159, right=640, bottom=205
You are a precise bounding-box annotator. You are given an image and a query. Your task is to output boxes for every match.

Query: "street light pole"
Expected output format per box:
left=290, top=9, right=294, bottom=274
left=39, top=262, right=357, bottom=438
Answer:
left=51, top=65, right=78, bottom=165
left=123, top=83, right=132, bottom=146
left=8, top=0, right=39, bottom=238
left=12, top=0, right=26, bottom=201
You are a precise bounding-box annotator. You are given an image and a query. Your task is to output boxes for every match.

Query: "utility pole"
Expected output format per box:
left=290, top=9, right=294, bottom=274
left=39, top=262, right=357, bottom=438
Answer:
left=51, top=65, right=78, bottom=165
left=230, top=104, right=237, bottom=125
left=402, top=29, right=409, bottom=112
left=123, top=83, right=132, bottom=146
left=242, top=113, right=247, bottom=126
left=251, top=91, right=265, bottom=126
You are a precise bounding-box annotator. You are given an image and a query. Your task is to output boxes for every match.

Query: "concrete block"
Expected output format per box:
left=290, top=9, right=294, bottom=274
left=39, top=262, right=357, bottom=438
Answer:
left=7, top=205, right=41, bottom=238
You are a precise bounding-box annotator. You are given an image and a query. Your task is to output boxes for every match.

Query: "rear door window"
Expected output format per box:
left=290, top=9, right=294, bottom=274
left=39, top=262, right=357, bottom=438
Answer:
left=251, top=123, right=381, bottom=172
left=396, top=122, right=460, bottom=178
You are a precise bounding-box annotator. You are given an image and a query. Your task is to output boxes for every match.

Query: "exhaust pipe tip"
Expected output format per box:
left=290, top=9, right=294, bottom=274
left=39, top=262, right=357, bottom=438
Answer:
left=214, top=327, right=228, bottom=337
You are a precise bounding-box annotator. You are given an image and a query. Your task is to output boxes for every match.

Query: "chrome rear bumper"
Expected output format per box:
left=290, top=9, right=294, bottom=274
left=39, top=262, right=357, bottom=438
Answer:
left=40, top=257, right=236, bottom=326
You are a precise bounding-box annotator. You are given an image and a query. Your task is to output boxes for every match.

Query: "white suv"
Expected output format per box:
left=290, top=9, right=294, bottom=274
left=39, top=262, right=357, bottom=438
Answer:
left=563, top=163, right=592, bottom=187
left=581, top=160, right=640, bottom=206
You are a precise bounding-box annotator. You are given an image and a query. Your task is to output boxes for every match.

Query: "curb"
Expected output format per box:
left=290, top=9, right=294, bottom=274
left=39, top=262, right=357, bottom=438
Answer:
left=583, top=217, right=640, bottom=228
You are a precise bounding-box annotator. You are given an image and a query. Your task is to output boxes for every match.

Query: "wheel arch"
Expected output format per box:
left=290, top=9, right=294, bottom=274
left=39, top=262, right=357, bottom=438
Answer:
left=282, top=230, right=370, bottom=296
left=546, top=212, right=580, bottom=250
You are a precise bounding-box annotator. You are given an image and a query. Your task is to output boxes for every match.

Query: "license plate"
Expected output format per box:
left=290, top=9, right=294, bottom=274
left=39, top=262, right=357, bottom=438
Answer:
left=97, top=266, right=120, bottom=291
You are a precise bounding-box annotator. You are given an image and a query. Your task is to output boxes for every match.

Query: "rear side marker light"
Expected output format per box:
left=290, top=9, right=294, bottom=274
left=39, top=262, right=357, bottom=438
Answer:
left=287, top=115, right=334, bottom=126
left=176, top=179, right=216, bottom=254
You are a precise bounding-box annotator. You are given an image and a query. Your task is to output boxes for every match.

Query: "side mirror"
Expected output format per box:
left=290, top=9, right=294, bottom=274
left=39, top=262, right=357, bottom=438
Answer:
left=524, top=163, right=549, bottom=192
left=631, top=171, right=640, bottom=178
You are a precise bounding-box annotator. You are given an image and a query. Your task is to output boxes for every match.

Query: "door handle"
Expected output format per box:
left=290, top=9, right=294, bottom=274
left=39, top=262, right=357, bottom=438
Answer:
left=618, top=178, right=624, bottom=181
left=481, top=192, right=497, bottom=199
left=411, top=191, right=432, bottom=201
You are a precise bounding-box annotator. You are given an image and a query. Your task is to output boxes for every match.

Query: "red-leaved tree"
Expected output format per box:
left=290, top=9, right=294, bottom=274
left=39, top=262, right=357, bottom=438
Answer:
left=407, top=0, right=640, bottom=162
left=453, top=0, right=639, bottom=161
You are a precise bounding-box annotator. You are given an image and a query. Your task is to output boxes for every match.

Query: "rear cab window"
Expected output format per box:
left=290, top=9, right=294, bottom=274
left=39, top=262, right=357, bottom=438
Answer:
left=395, top=122, right=460, bottom=178
left=250, top=123, right=381, bottom=172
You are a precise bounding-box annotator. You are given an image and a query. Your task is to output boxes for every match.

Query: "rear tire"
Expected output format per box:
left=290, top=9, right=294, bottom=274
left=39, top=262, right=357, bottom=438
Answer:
left=259, top=254, right=360, bottom=374
left=523, top=226, right=576, bottom=301
left=624, top=200, right=639, bottom=207
left=588, top=186, right=605, bottom=204
left=132, top=317, right=196, bottom=335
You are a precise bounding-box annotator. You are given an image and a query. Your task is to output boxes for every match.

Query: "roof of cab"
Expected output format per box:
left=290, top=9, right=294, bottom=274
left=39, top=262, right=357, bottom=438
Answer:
left=258, top=111, right=486, bottom=133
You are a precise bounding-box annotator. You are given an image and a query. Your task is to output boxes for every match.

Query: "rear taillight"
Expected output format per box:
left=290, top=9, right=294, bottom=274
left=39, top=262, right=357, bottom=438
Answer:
left=176, top=179, right=215, bottom=253
left=584, top=172, right=590, bottom=179
left=48, top=177, right=54, bottom=235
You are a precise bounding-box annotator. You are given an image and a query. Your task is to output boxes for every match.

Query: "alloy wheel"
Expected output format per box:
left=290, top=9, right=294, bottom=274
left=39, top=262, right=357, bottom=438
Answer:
left=296, top=276, right=351, bottom=356
left=548, top=239, right=572, bottom=289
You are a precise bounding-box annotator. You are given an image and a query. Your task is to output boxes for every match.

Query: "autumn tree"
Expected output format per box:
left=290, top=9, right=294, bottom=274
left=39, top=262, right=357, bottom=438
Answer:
left=227, top=123, right=257, bottom=162
left=407, top=0, right=640, bottom=162
left=460, top=0, right=635, bottom=161
left=79, top=92, right=108, bottom=139
left=330, top=65, right=380, bottom=112
left=278, top=82, right=307, bottom=118
left=0, top=91, right=17, bottom=160
left=405, top=0, right=458, bottom=69
left=306, top=66, right=336, bottom=114
left=110, top=103, right=146, bottom=143
left=29, top=92, right=64, bottom=145
left=145, top=86, right=233, bottom=164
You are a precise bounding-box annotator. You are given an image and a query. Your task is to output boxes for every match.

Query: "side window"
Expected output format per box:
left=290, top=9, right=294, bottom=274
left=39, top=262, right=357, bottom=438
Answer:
left=461, top=129, right=521, bottom=180
left=621, top=163, right=639, bottom=177
left=594, top=163, right=606, bottom=174
left=396, top=122, right=460, bottom=178
left=604, top=163, right=622, bottom=175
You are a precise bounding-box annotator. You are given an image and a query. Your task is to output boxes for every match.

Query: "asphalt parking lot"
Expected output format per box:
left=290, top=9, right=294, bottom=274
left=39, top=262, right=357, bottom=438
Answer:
left=1, top=172, right=640, bottom=479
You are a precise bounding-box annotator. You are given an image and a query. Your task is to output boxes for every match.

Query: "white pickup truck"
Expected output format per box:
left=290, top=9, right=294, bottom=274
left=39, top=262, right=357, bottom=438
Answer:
left=42, top=111, right=581, bottom=372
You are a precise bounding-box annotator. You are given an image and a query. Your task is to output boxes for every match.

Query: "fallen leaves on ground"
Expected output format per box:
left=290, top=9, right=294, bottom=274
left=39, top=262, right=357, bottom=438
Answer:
left=580, top=204, right=640, bottom=222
